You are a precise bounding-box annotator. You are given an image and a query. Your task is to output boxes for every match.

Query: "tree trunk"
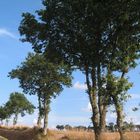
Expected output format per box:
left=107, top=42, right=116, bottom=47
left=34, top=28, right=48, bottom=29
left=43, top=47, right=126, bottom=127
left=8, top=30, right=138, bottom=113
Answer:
left=5, top=119, right=9, bottom=126
left=116, top=106, right=125, bottom=140
left=97, top=63, right=107, bottom=132
left=13, top=114, right=18, bottom=125
left=43, top=113, right=48, bottom=136
left=113, top=98, right=125, bottom=140
left=37, top=115, right=42, bottom=128
left=85, top=65, right=103, bottom=140
left=37, top=94, right=42, bottom=127
left=94, top=130, right=102, bottom=140
left=100, top=106, right=107, bottom=132
left=43, top=97, right=49, bottom=136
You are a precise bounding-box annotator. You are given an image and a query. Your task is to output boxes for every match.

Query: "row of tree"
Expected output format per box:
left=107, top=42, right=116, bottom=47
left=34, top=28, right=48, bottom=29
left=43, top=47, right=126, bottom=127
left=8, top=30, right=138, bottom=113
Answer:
left=9, top=53, right=72, bottom=136
left=56, top=122, right=136, bottom=132
left=4, top=0, right=140, bottom=140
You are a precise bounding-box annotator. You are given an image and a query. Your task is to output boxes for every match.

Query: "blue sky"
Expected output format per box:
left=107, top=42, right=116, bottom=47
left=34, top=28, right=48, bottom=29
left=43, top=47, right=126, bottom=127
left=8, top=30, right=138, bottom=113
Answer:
left=0, top=0, right=140, bottom=129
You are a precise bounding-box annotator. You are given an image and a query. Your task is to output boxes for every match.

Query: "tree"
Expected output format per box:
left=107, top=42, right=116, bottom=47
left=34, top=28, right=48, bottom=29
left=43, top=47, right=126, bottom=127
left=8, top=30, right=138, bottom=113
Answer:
left=56, top=125, right=64, bottom=130
left=5, top=92, right=34, bottom=125
left=0, top=105, right=11, bottom=126
left=64, top=124, right=72, bottom=130
left=0, top=106, right=8, bottom=125
left=19, top=1, right=140, bottom=140
left=108, top=122, right=115, bottom=132
left=106, top=74, right=132, bottom=138
left=123, top=121, right=134, bottom=131
left=9, top=53, right=72, bottom=136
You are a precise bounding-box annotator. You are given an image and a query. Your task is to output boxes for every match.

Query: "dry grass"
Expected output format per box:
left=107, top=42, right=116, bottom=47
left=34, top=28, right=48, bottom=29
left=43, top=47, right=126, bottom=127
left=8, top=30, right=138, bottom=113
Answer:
left=0, top=125, right=30, bottom=131
left=48, top=130, right=140, bottom=140
left=0, top=126, right=140, bottom=140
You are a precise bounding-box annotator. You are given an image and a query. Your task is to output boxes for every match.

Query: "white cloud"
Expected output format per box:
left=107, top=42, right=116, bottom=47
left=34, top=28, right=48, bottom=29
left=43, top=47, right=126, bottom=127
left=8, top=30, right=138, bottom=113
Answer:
left=82, top=102, right=92, bottom=112
left=73, top=81, right=87, bottom=90
left=33, top=119, right=37, bottom=125
left=0, top=28, right=17, bottom=39
left=106, top=107, right=117, bottom=124
left=130, top=93, right=140, bottom=100
left=125, top=114, right=140, bottom=124
left=49, top=113, right=90, bottom=125
left=33, top=118, right=43, bottom=126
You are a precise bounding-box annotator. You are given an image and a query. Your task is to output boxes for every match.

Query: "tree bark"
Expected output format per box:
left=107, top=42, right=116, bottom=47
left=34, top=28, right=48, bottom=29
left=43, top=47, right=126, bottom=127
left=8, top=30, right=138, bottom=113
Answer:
left=5, top=119, right=9, bottom=126
left=115, top=71, right=126, bottom=140
left=116, top=105, right=125, bottom=140
left=97, top=63, right=107, bottom=132
left=13, top=113, right=18, bottom=125
left=85, top=65, right=103, bottom=140
left=37, top=94, right=42, bottom=127
left=100, top=106, right=107, bottom=132
left=37, top=115, right=42, bottom=128
left=113, top=97, right=125, bottom=140
left=43, top=97, right=49, bottom=136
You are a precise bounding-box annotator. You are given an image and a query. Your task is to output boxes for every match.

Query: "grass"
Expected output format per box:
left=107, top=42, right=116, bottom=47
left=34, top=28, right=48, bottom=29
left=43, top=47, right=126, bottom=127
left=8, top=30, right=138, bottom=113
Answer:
left=0, top=126, right=140, bottom=140
left=0, top=125, right=30, bottom=131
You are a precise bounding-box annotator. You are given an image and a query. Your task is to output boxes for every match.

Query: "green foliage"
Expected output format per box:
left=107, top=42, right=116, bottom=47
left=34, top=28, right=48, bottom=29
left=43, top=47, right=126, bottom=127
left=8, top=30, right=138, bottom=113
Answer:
left=108, top=122, right=115, bottom=132
left=18, top=0, right=140, bottom=139
left=0, top=103, right=13, bottom=123
left=9, top=53, right=72, bottom=131
left=0, top=106, right=9, bottom=121
left=18, top=0, right=140, bottom=106
left=19, top=0, right=140, bottom=71
left=5, top=92, right=35, bottom=124
left=9, top=53, right=72, bottom=98
left=132, top=107, right=139, bottom=112
left=123, top=121, right=134, bottom=131
left=6, top=92, right=35, bottom=115
left=106, top=74, right=132, bottom=104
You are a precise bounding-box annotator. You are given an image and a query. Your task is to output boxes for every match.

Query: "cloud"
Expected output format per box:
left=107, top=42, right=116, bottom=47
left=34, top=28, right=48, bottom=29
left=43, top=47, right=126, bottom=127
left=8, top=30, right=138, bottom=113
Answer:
left=82, top=102, right=92, bottom=112
left=106, top=112, right=117, bottom=124
left=73, top=81, right=87, bottom=90
left=125, top=114, right=140, bottom=124
left=130, top=93, right=140, bottom=100
left=33, top=119, right=37, bottom=125
left=0, top=28, right=17, bottom=39
left=49, top=113, right=90, bottom=125
left=33, top=118, right=44, bottom=126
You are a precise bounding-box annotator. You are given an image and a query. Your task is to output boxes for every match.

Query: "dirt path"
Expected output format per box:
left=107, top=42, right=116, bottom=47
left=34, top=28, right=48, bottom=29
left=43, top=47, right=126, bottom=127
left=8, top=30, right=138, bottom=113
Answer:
left=0, top=128, right=34, bottom=140
left=0, top=128, right=68, bottom=140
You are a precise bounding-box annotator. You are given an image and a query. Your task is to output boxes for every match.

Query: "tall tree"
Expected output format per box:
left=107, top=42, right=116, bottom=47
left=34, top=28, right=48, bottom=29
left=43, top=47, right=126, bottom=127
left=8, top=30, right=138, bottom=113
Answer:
left=9, top=53, right=72, bottom=136
left=19, top=1, right=140, bottom=140
left=0, top=106, right=9, bottom=125
left=5, top=92, right=34, bottom=125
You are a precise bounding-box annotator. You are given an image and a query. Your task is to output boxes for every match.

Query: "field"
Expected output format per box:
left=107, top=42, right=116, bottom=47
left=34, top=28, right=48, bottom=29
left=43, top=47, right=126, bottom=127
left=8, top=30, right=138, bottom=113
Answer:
left=0, top=126, right=140, bottom=140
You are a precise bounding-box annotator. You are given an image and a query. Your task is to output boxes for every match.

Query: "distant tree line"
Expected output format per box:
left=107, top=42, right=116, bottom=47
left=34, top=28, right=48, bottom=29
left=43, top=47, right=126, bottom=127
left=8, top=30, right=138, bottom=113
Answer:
left=56, top=124, right=93, bottom=131
left=56, top=122, right=140, bottom=132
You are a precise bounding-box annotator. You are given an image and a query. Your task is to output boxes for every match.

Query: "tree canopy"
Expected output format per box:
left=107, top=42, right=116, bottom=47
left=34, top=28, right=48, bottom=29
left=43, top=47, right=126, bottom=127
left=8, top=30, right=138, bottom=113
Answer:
left=5, top=92, right=35, bottom=125
left=9, top=53, right=72, bottom=135
left=18, top=1, right=140, bottom=140
left=9, top=53, right=72, bottom=97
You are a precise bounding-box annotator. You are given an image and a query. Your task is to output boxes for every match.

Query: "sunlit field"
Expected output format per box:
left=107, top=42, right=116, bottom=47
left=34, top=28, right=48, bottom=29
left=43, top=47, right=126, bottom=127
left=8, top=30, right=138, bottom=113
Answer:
left=0, top=126, right=140, bottom=140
